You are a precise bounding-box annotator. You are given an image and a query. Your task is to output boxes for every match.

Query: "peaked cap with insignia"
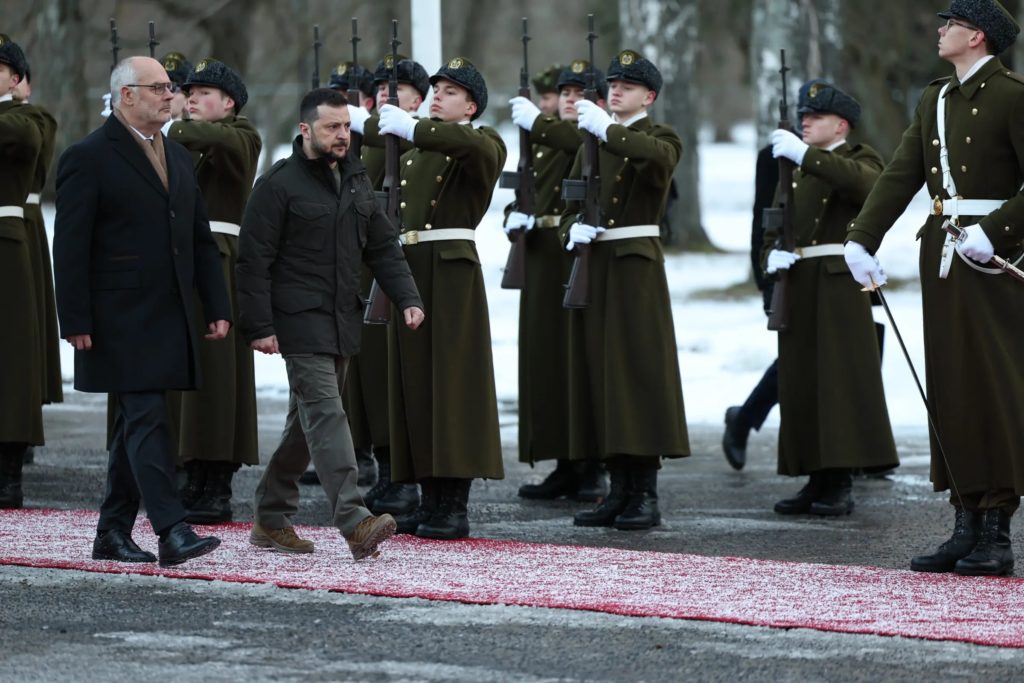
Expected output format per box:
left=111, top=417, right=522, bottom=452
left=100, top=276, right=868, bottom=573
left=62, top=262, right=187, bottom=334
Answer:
left=606, top=49, right=662, bottom=96
left=797, top=79, right=861, bottom=127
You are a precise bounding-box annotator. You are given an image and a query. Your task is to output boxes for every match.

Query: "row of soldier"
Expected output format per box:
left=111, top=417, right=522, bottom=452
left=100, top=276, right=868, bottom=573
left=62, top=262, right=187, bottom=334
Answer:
left=1, top=0, right=1022, bottom=577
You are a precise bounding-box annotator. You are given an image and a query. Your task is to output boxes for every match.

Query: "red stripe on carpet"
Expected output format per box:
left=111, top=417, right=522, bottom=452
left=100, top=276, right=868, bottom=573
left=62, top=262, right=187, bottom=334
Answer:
left=2, top=508, right=1022, bottom=648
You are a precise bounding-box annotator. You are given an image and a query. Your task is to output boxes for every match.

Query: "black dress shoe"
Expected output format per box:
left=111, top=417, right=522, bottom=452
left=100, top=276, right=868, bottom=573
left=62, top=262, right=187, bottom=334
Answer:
left=158, top=522, right=221, bottom=567
left=722, top=406, right=750, bottom=471
left=92, top=529, right=157, bottom=563
left=911, top=508, right=981, bottom=573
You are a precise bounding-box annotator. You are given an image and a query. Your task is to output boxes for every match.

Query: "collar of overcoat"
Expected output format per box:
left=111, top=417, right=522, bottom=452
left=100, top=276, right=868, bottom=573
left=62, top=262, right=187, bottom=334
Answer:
left=104, top=113, right=177, bottom=199
left=945, top=57, right=1005, bottom=101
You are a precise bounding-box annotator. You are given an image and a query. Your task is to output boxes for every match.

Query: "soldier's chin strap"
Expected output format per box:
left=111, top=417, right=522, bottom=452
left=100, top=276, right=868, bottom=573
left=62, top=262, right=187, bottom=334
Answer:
left=865, top=278, right=966, bottom=511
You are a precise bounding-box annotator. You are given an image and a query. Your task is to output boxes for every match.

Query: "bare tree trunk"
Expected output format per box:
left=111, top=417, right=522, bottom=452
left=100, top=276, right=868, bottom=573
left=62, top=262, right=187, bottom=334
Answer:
left=619, top=0, right=710, bottom=251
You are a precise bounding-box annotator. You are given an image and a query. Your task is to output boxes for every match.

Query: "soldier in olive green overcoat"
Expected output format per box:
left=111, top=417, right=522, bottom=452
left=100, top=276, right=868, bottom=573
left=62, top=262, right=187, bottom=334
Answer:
left=559, top=50, right=689, bottom=531
left=847, top=0, right=1024, bottom=577
left=762, top=80, right=898, bottom=517
left=377, top=57, right=506, bottom=540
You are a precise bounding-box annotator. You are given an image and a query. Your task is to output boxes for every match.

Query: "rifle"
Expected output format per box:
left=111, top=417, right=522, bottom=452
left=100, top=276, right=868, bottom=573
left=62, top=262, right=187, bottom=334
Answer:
left=347, top=17, right=364, bottom=159
left=765, top=49, right=796, bottom=331
left=148, top=21, right=158, bottom=58
left=497, top=17, right=534, bottom=290
left=109, top=19, right=120, bottom=72
left=560, top=14, right=600, bottom=309
left=363, top=19, right=402, bottom=325
left=311, top=25, right=322, bottom=89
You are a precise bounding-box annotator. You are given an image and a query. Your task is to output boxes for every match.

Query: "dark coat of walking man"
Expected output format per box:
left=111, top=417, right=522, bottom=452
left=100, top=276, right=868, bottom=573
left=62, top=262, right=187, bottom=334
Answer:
left=237, top=88, right=424, bottom=561
left=54, top=56, right=228, bottom=567
left=846, top=0, right=1024, bottom=576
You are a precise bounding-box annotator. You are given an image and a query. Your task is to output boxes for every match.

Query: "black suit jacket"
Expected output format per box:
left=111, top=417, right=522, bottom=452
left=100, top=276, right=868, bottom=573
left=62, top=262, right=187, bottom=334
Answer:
left=54, top=115, right=230, bottom=392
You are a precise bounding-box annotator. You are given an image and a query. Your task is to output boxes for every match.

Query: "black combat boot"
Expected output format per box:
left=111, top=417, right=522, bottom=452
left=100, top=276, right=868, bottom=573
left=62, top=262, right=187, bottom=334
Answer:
left=574, top=465, right=629, bottom=527
left=954, top=509, right=1015, bottom=577
left=367, top=448, right=419, bottom=516
left=774, top=470, right=827, bottom=515
left=0, top=444, right=26, bottom=509
left=395, top=478, right=439, bottom=534
left=910, top=507, right=982, bottom=573
left=179, top=460, right=207, bottom=510
left=186, top=462, right=235, bottom=524
left=574, top=461, right=609, bottom=502
left=614, top=465, right=661, bottom=530
left=722, top=406, right=750, bottom=471
left=416, top=478, right=471, bottom=540
left=809, top=469, right=854, bottom=516
left=518, top=460, right=577, bottom=500
left=298, top=467, right=320, bottom=485
left=356, top=447, right=378, bottom=488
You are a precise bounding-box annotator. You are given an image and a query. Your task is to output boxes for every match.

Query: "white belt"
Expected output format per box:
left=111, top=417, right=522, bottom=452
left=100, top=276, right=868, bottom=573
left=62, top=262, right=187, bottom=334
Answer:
left=534, top=215, right=560, bottom=229
left=25, top=193, right=40, bottom=205
left=0, top=206, right=25, bottom=219
left=795, top=244, right=844, bottom=258
left=932, top=197, right=1005, bottom=218
left=209, top=221, right=241, bottom=236
left=594, top=224, right=660, bottom=242
left=400, top=228, right=475, bottom=245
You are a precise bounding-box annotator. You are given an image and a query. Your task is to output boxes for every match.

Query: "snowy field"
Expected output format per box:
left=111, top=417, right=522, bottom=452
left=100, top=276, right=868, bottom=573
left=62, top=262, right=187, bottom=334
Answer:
left=49, top=123, right=934, bottom=430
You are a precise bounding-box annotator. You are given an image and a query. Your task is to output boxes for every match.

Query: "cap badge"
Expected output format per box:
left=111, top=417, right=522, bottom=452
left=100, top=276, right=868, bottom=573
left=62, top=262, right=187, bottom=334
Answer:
left=571, top=60, right=586, bottom=74
left=448, top=57, right=465, bottom=69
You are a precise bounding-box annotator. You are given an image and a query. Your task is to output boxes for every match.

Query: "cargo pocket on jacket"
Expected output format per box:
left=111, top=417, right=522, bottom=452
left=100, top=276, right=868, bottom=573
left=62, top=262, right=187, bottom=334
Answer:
left=271, top=289, right=322, bottom=314
left=287, top=201, right=330, bottom=250
left=354, top=199, right=375, bottom=248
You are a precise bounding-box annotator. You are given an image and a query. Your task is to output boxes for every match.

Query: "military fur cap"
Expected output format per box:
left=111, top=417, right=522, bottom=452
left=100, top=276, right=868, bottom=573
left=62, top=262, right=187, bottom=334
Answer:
left=160, top=52, right=192, bottom=86
left=329, top=61, right=374, bottom=98
left=430, top=57, right=488, bottom=120
left=185, top=58, right=248, bottom=112
left=606, top=49, right=662, bottom=96
left=531, top=64, right=563, bottom=94
left=797, top=80, right=862, bottom=127
left=557, top=60, right=609, bottom=100
left=938, top=0, right=1020, bottom=54
left=372, top=54, right=430, bottom=99
left=0, top=35, right=29, bottom=80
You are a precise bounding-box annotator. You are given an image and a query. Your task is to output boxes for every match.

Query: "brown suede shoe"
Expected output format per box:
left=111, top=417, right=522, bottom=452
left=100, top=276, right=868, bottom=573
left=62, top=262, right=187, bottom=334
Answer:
left=249, top=523, right=314, bottom=554
left=346, top=514, right=397, bottom=560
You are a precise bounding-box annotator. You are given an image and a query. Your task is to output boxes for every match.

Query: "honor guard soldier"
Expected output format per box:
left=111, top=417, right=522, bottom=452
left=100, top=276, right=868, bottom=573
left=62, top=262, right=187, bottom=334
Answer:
left=847, top=0, right=1024, bottom=577
left=377, top=57, right=507, bottom=539
left=561, top=50, right=690, bottom=530
left=508, top=60, right=609, bottom=502
left=159, top=58, right=262, bottom=524
left=764, top=81, right=898, bottom=516
left=161, top=52, right=192, bottom=121
left=531, top=63, right=563, bottom=118
left=330, top=61, right=375, bottom=111
left=0, top=35, right=44, bottom=508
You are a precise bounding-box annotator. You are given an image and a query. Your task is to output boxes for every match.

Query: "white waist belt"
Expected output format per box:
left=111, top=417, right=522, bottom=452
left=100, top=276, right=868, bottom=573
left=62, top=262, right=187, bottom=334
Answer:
left=0, top=206, right=25, bottom=219
left=209, top=221, right=241, bottom=236
left=795, top=244, right=844, bottom=258
left=25, top=193, right=40, bottom=205
left=534, top=215, right=560, bottom=229
left=400, top=228, right=475, bottom=245
left=595, top=224, right=660, bottom=242
left=933, top=197, right=1006, bottom=217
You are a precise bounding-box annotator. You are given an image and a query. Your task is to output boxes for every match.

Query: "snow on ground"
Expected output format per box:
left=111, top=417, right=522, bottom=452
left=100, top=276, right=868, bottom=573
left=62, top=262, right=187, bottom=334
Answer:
left=47, top=126, right=935, bottom=431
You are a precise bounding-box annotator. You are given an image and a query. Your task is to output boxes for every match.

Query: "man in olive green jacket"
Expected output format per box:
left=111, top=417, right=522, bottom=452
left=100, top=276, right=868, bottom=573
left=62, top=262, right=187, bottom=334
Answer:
left=165, top=59, right=262, bottom=524
left=846, top=0, right=1024, bottom=576
left=560, top=50, right=689, bottom=531
left=377, top=58, right=506, bottom=540
left=763, top=80, right=898, bottom=517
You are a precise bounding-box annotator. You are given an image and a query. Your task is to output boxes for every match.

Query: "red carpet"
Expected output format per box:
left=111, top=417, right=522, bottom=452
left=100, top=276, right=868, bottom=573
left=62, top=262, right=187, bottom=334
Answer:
left=2, top=508, right=1023, bottom=648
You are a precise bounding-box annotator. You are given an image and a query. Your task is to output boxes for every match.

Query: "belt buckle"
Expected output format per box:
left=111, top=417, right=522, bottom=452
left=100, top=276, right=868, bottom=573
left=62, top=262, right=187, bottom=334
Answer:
left=932, top=196, right=943, bottom=216
left=404, top=230, right=419, bottom=245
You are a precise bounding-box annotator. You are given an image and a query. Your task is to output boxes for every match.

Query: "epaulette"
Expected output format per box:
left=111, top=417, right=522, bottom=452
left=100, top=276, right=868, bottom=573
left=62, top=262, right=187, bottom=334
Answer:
left=999, top=69, right=1024, bottom=86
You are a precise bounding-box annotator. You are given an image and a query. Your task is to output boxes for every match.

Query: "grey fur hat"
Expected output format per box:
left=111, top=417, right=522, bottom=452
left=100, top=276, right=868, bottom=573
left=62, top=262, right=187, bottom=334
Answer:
left=430, top=57, right=488, bottom=119
left=329, top=61, right=374, bottom=98
left=606, top=49, right=662, bottom=96
left=557, top=60, right=608, bottom=101
left=185, top=58, right=248, bottom=112
left=797, top=80, right=862, bottom=127
left=0, top=35, right=28, bottom=80
left=159, top=52, right=192, bottom=86
left=373, top=54, right=430, bottom=99
left=938, top=0, right=1020, bottom=54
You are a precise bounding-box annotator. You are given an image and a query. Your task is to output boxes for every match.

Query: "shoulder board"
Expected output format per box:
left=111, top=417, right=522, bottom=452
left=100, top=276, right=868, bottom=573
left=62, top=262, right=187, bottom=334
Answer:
left=927, top=75, right=952, bottom=86
left=999, top=69, right=1024, bottom=85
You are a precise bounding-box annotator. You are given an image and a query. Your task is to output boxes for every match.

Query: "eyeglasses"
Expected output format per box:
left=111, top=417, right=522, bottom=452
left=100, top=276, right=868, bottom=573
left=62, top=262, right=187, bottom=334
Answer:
left=943, top=18, right=979, bottom=32
left=126, top=82, right=179, bottom=94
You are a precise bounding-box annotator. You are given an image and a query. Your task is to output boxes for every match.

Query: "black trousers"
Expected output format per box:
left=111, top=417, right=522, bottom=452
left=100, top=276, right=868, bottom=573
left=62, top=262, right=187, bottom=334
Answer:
left=98, top=391, right=185, bottom=536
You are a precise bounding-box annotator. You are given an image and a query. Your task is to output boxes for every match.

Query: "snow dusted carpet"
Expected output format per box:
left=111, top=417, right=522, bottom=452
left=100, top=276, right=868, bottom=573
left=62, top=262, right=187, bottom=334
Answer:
left=3, top=508, right=1023, bottom=648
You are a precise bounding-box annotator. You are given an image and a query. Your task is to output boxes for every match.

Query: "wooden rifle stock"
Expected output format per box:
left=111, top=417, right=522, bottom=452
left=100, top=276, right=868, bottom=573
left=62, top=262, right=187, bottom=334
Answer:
left=499, top=18, right=533, bottom=290
left=766, top=49, right=796, bottom=332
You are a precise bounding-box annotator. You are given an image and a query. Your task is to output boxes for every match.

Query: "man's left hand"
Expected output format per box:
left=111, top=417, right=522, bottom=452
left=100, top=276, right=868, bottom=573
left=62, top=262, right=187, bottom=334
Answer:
left=378, top=104, right=418, bottom=142
left=770, top=129, right=809, bottom=166
left=959, top=225, right=995, bottom=263
left=575, top=100, right=612, bottom=142
left=205, top=320, right=230, bottom=340
left=403, top=306, right=425, bottom=330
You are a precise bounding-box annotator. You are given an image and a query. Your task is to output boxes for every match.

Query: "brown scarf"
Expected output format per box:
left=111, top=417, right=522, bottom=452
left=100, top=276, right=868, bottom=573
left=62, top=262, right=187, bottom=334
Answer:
left=113, top=108, right=169, bottom=191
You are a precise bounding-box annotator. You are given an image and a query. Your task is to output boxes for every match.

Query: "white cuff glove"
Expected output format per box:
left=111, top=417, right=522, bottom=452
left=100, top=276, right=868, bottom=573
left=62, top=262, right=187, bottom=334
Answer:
left=378, top=103, right=418, bottom=142
left=844, top=241, right=887, bottom=289
left=770, top=128, right=809, bottom=166
left=566, top=222, right=605, bottom=250
left=958, top=224, right=995, bottom=263
left=505, top=211, right=535, bottom=235
left=509, top=96, right=541, bottom=132
left=348, top=104, right=371, bottom=135
left=101, top=92, right=112, bottom=119
left=766, top=249, right=801, bottom=274
left=575, top=100, right=612, bottom=142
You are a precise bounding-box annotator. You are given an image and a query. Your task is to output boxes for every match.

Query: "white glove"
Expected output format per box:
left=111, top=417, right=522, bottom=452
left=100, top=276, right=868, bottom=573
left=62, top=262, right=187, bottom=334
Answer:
left=509, top=96, right=541, bottom=132
left=378, top=103, right=418, bottom=142
left=575, top=100, right=612, bottom=142
left=348, top=104, right=371, bottom=135
left=566, top=222, right=605, bottom=250
left=504, top=211, right=535, bottom=235
left=958, top=224, right=995, bottom=263
left=100, top=92, right=112, bottom=119
left=766, top=249, right=801, bottom=274
left=844, top=241, right=887, bottom=289
left=770, top=128, right=809, bottom=166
